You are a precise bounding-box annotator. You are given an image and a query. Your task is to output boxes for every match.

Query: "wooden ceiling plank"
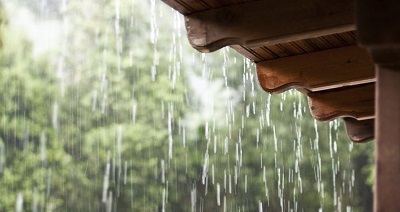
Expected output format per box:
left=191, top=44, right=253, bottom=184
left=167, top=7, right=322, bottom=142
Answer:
left=262, top=44, right=293, bottom=58
left=289, top=39, right=318, bottom=54
left=307, top=83, right=375, bottom=121
left=185, top=0, right=355, bottom=52
left=257, top=45, right=375, bottom=93
left=161, top=0, right=198, bottom=15
left=161, top=0, right=260, bottom=15
left=343, top=118, right=374, bottom=143
left=230, top=45, right=268, bottom=61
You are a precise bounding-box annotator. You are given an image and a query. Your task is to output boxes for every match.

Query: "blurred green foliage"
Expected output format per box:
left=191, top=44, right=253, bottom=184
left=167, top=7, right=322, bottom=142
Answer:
left=0, top=0, right=374, bottom=211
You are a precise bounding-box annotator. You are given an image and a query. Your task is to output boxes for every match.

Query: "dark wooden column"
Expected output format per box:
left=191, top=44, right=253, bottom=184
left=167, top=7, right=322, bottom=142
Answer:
left=357, top=0, right=400, bottom=210
left=375, top=67, right=400, bottom=211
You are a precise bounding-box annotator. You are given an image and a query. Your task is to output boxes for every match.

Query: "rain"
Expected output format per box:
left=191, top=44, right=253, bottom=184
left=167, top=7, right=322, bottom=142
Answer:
left=0, top=0, right=374, bottom=211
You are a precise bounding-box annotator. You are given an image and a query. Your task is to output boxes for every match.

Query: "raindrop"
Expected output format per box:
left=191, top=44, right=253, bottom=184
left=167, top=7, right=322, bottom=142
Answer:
left=52, top=101, right=58, bottom=130
left=223, top=195, right=227, bottom=212
left=106, top=191, right=113, bottom=212
left=15, top=193, right=23, bottom=212
left=245, top=174, right=248, bottom=193
left=0, top=142, right=4, bottom=173
left=212, top=164, right=215, bottom=184
left=202, top=151, right=209, bottom=185
left=32, top=187, right=38, bottom=212
left=132, top=103, right=137, bottom=123
left=217, top=183, right=221, bottom=206
left=40, top=131, right=47, bottom=166
left=124, top=160, right=127, bottom=185
left=161, top=159, right=165, bottom=183
left=102, top=152, right=111, bottom=203
left=191, top=185, right=197, bottom=212
left=162, top=188, right=166, bottom=212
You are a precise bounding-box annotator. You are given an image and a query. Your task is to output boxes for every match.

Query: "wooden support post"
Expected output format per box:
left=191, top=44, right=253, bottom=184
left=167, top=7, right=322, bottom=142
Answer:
left=374, top=67, right=400, bottom=211
left=257, top=45, right=375, bottom=93
left=357, top=0, right=400, bottom=210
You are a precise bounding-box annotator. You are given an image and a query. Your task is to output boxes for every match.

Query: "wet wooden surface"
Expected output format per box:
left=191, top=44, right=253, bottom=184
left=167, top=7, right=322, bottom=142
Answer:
left=343, top=118, right=374, bottom=143
left=184, top=0, right=355, bottom=52
left=161, top=0, right=259, bottom=15
left=231, top=31, right=358, bottom=62
left=307, top=83, right=375, bottom=121
left=257, top=45, right=375, bottom=93
left=374, top=67, right=400, bottom=211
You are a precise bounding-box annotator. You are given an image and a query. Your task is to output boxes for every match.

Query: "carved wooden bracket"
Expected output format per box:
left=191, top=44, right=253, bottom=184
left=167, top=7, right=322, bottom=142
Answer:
left=185, top=0, right=355, bottom=52
left=343, top=118, right=374, bottom=143
left=257, top=45, right=375, bottom=93
left=307, top=83, right=375, bottom=121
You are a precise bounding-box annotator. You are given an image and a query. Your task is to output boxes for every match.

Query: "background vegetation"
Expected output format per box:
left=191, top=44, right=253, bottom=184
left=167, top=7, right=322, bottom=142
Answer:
left=0, top=0, right=374, bottom=211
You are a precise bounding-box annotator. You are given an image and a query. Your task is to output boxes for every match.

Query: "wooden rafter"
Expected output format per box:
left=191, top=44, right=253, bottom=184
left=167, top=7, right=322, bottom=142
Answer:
left=257, top=45, right=375, bottom=93
left=307, top=83, right=375, bottom=121
left=184, top=0, right=355, bottom=52
left=231, top=31, right=358, bottom=62
left=343, top=118, right=374, bottom=143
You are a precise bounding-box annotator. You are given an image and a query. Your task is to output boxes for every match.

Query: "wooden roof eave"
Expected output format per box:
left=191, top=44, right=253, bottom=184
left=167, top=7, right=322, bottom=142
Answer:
left=161, top=0, right=376, bottom=142
left=256, top=45, right=375, bottom=93
left=183, top=0, right=355, bottom=53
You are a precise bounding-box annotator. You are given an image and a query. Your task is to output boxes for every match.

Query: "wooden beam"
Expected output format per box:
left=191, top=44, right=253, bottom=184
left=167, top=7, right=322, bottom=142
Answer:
left=357, top=0, right=400, bottom=47
left=374, top=67, right=400, bottom=211
left=369, top=47, right=400, bottom=68
left=343, top=118, right=374, bottom=143
left=185, top=0, right=355, bottom=52
left=257, top=45, right=375, bottom=93
left=231, top=31, right=358, bottom=62
left=161, top=0, right=195, bottom=15
left=161, top=0, right=260, bottom=15
left=307, top=83, right=375, bottom=121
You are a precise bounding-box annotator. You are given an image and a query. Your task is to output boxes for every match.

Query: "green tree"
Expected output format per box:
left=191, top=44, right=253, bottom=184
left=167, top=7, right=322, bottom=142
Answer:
left=0, top=18, right=92, bottom=211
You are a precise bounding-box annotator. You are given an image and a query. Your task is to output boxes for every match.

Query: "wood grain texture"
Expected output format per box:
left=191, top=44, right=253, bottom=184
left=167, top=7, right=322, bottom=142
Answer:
left=230, top=31, right=358, bottom=62
left=358, top=1, right=400, bottom=210
left=185, top=0, right=355, bottom=52
left=308, top=83, right=375, bottom=121
left=256, top=45, right=375, bottom=93
left=161, top=0, right=259, bottom=15
left=343, top=118, right=374, bottom=143
left=374, top=67, right=400, bottom=212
